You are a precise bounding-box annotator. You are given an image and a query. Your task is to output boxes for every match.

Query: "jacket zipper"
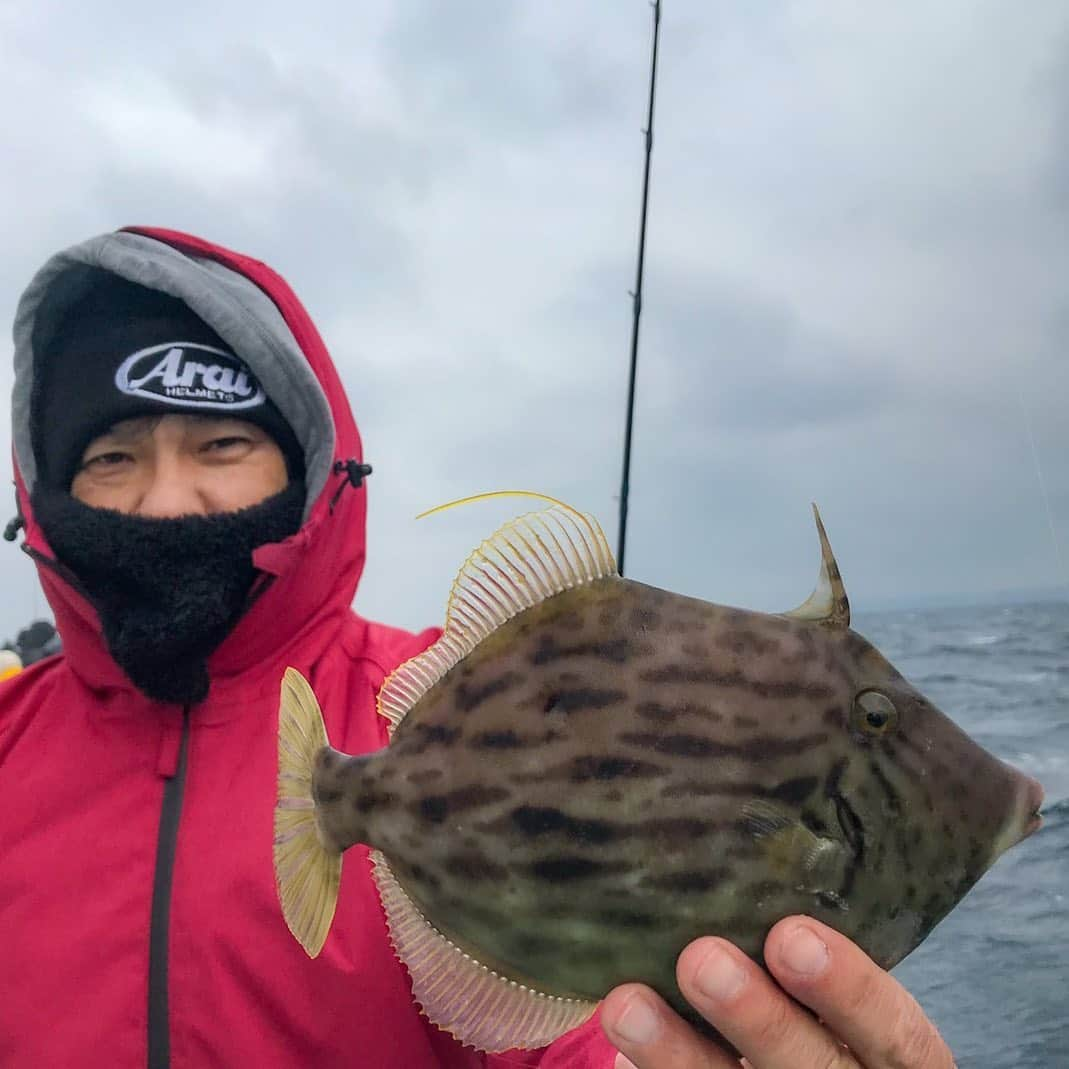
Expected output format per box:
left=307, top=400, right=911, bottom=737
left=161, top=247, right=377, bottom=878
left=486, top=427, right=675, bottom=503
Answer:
left=148, top=707, right=191, bottom=1069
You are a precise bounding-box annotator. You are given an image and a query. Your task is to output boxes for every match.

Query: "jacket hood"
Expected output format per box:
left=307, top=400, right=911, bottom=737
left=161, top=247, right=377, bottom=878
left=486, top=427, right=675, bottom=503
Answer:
left=9, top=226, right=370, bottom=700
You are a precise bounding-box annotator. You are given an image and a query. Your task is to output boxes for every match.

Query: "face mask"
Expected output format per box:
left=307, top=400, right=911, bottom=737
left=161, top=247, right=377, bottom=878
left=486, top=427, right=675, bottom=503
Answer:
left=31, top=482, right=305, bottom=705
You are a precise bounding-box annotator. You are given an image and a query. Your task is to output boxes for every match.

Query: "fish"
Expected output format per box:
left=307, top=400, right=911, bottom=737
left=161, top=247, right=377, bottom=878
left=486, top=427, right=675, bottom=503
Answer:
left=273, top=495, right=1045, bottom=1054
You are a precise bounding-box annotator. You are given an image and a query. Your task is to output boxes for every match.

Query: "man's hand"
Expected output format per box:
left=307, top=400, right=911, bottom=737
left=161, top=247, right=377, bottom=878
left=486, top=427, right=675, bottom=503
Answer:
left=600, top=916, right=955, bottom=1069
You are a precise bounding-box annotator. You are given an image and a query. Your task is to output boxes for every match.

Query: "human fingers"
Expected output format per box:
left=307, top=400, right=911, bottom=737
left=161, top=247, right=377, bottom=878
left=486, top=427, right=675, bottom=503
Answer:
left=674, top=937, right=862, bottom=1069
left=600, top=982, right=739, bottom=1069
left=764, top=916, right=955, bottom=1069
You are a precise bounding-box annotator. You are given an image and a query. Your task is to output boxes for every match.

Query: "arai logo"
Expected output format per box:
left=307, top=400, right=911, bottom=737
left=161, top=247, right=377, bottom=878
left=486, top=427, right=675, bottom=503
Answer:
left=114, top=342, right=266, bottom=410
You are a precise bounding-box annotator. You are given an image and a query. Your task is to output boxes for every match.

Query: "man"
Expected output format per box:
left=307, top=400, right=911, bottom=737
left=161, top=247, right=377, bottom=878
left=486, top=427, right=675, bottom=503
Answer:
left=0, top=227, right=955, bottom=1068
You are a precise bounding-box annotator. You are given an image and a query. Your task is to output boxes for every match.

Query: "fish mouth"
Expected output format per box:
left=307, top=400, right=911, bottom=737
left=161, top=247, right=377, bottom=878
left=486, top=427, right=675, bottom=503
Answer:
left=1019, top=776, right=1045, bottom=842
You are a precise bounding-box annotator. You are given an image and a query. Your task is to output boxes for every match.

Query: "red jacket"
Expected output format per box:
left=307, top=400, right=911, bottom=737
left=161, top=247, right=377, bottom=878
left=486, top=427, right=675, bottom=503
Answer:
left=0, top=228, right=615, bottom=1068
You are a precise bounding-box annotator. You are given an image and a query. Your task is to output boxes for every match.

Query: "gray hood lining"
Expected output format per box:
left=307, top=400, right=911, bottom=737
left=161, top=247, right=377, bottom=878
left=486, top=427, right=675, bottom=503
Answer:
left=12, top=232, right=335, bottom=520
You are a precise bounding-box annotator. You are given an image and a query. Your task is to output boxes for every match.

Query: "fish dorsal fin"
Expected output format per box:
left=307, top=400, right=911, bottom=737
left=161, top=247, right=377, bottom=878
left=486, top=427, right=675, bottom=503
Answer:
left=377, top=503, right=616, bottom=732
left=782, top=504, right=850, bottom=628
left=370, top=850, right=597, bottom=1051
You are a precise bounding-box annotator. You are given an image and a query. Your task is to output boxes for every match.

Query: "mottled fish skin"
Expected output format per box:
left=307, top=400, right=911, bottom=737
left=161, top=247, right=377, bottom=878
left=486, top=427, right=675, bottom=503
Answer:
left=313, top=576, right=1039, bottom=1023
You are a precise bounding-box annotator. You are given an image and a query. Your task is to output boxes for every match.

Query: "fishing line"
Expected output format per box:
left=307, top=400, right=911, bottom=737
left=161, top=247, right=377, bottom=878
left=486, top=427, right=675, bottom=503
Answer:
left=1015, top=381, right=1068, bottom=594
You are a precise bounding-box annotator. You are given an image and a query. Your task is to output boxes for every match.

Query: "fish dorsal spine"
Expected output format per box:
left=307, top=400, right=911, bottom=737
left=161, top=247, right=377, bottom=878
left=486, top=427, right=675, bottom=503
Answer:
left=782, top=503, right=850, bottom=628
left=376, top=504, right=617, bottom=732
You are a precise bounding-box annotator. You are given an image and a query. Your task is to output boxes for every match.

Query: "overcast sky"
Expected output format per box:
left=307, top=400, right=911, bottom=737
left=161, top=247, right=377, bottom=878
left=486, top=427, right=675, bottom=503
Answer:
left=2, top=1, right=1068, bottom=644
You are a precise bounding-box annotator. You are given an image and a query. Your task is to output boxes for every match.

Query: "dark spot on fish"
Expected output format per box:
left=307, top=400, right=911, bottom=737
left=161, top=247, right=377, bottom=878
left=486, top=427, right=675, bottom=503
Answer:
left=448, top=785, right=512, bottom=811
left=570, top=755, right=664, bottom=782
left=407, top=768, right=444, bottom=786
left=470, top=729, right=526, bottom=749
left=639, top=664, right=833, bottom=702
left=745, top=880, right=787, bottom=901
left=415, top=785, right=510, bottom=824
left=823, top=705, right=843, bottom=727
left=454, top=672, right=522, bottom=713
left=445, top=896, right=511, bottom=931
left=635, top=818, right=710, bottom=845
left=544, top=688, right=628, bottom=714
left=532, top=636, right=632, bottom=666
left=646, top=868, right=729, bottom=893
left=868, top=761, right=902, bottom=816
left=733, top=715, right=759, bottom=729
left=771, top=776, right=819, bottom=805
left=419, top=796, right=449, bottom=824
left=620, top=732, right=718, bottom=757
left=552, top=610, right=587, bottom=632
left=724, top=844, right=753, bottom=862
left=629, top=607, right=660, bottom=632
left=826, top=759, right=865, bottom=893
left=636, top=700, right=679, bottom=723
left=530, top=857, right=629, bottom=882
left=542, top=729, right=564, bottom=743
left=421, top=723, right=461, bottom=746
left=354, top=790, right=397, bottom=814
left=621, top=731, right=830, bottom=761
left=598, top=908, right=664, bottom=930
left=403, top=863, right=441, bottom=891
left=315, top=786, right=343, bottom=805
left=603, top=789, right=624, bottom=803
left=834, top=793, right=866, bottom=863
left=511, top=805, right=617, bottom=845
left=715, top=629, right=777, bottom=657
left=508, top=932, right=553, bottom=959
left=446, top=853, right=508, bottom=882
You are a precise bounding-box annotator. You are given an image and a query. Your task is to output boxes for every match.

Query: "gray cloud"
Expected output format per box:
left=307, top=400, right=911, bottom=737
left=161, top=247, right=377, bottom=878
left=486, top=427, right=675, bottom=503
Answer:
left=3, top=1, right=1068, bottom=646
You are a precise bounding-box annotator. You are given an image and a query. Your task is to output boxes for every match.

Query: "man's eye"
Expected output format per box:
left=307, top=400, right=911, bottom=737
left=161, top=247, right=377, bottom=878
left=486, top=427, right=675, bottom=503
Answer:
left=204, top=437, right=250, bottom=452
left=84, top=452, right=131, bottom=469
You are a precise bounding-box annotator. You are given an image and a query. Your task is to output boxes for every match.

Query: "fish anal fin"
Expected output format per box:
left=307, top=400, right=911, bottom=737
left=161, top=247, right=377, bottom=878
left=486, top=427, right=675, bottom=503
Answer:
left=370, top=850, right=597, bottom=1052
left=376, top=503, right=616, bottom=733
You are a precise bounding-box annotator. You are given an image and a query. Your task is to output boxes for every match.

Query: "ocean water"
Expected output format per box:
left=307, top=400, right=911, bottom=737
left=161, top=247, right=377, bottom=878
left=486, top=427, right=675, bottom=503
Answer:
left=853, top=601, right=1068, bottom=1068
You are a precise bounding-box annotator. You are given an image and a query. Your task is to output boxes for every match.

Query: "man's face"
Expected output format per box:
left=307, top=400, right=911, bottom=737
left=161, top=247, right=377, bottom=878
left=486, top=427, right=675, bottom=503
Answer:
left=70, top=413, right=289, bottom=516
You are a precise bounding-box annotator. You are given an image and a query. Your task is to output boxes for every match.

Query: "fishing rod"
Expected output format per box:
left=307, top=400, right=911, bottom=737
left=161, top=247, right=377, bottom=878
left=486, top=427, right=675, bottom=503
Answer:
left=617, top=0, right=662, bottom=575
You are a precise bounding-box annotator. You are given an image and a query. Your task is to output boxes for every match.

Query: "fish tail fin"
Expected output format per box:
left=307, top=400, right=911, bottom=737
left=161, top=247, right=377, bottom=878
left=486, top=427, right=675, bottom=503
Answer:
left=274, top=666, right=342, bottom=958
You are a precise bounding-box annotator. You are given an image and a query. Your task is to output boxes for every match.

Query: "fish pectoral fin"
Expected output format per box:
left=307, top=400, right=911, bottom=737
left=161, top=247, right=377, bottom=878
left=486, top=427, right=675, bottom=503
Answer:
left=740, top=799, right=847, bottom=886
left=274, top=667, right=342, bottom=958
left=376, top=501, right=617, bottom=733
left=370, top=850, right=597, bottom=1052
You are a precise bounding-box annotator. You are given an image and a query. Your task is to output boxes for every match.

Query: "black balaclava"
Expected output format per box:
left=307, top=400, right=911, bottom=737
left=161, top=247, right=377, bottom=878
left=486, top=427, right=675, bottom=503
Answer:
left=33, top=483, right=304, bottom=705
left=30, top=271, right=308, bottom=706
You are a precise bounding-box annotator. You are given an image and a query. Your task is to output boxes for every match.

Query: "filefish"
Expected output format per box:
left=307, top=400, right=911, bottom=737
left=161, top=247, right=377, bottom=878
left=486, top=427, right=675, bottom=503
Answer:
left=274, top=496, right=1044, bottom=1053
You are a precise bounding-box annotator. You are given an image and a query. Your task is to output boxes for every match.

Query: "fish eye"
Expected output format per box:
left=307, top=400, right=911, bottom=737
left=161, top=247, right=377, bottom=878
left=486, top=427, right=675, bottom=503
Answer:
left=851, top=690, right=899, bottom=738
